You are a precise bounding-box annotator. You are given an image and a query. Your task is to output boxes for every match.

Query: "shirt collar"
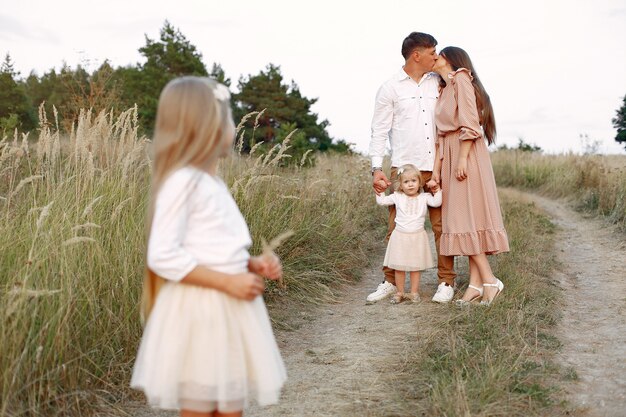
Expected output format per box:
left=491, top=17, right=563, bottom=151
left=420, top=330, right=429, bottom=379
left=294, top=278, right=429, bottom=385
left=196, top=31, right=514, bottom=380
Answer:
left=397, top=68, right=437, bottom=82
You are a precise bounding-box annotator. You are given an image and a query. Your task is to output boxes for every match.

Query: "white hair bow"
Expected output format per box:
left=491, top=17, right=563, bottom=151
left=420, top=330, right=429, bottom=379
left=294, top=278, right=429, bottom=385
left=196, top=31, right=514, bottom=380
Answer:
left=397, top=167, right=405, bottom=175
left=213, top=83, right=231, bottom=102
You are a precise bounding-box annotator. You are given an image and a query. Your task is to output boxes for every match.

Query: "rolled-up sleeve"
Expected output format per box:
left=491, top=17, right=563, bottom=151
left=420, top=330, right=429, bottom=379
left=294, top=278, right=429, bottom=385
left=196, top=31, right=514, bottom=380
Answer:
left=147, top=171, right=200, bottom=281
left=455, top=71, right=482, bottom=142
left=369, top=83, right=394, bottom=168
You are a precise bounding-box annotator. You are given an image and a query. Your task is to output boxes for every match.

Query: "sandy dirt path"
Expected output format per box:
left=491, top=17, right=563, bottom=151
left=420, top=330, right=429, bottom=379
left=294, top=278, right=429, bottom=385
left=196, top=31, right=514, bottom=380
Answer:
left=125, top=241, right=449, bottom=417
left=124, top=192, right=626, bottom=417
left=522, top=192, right=626, bottom=417
left=246, top=243, right=446, bottom=417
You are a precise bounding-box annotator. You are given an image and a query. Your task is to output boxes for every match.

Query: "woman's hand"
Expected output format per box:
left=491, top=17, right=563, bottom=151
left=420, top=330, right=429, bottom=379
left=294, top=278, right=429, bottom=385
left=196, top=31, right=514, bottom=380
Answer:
left=225, top=272, right=265, bottom=300
left=455, top=158, right=468, bottom=181
left=249, top=254, right=283, bottom=281
left=426, top=179, right=440, bottom=193
left=432, top=169, right=441, bottom=185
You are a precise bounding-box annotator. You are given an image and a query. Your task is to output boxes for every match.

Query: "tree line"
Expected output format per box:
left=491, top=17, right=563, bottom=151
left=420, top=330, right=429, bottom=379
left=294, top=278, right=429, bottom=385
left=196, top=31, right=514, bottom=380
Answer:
left=0, top=21, right=351, bottom=159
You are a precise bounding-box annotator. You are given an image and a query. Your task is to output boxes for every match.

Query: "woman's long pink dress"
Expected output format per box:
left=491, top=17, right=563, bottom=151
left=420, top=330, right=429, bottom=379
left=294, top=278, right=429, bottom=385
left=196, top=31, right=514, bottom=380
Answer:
left=435, top=68, right=509, bottom=256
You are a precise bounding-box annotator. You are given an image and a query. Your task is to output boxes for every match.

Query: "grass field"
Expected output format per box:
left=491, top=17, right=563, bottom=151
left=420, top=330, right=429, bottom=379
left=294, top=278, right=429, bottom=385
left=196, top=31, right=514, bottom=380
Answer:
left=492, top=149, right=626, bottom=230
left=0, top=108, right=379, bottom=416
left=393, top=190, right=563, bottom=416
left=3, top=108, right=624, bottom=416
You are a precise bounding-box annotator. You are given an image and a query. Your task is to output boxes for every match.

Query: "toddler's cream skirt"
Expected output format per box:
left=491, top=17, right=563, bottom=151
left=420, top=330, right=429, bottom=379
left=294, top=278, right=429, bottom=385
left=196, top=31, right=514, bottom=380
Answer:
left=131, top=282, right=286, bottom=413
left=383, top=229, right=435, bottom=271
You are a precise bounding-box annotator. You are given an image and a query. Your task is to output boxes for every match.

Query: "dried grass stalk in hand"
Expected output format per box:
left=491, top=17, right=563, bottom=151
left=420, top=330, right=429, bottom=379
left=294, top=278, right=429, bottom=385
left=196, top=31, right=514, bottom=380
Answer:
left=261, top=230, right=295, bottom=289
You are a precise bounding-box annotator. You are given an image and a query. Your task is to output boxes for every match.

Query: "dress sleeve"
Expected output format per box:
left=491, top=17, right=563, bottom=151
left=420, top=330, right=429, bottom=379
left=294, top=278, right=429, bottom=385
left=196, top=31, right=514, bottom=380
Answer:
left=424, top=190, right=442, bottom=208
left=436, top=127, right=444, bottom=160
left=376, top=192, right=396, bottom=206
left=147, top=169, right=201, bottom=281
left=454, top=70, right=482, bottom=142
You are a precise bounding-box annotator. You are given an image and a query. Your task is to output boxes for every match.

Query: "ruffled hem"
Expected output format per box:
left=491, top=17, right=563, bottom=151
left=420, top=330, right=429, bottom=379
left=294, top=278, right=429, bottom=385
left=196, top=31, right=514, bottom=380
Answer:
left=131, top=381, right=283, bottom=412
left=440, top=229, right=509, bottom=256
left=384, top=262, right=435, bottom=272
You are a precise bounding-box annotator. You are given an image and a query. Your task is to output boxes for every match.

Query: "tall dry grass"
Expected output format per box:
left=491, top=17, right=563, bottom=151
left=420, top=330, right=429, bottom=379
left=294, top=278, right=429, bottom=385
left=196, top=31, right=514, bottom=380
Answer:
left=492, top=150, right=626, bottom=229
left=0, top=106, right=378, bottom=416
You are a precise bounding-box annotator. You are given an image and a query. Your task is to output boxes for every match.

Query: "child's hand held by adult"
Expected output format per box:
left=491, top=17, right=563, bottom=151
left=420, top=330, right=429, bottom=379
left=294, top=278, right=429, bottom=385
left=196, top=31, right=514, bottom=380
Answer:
left=372, top=171, right=391, bottom=194
left=426, top=179, right=440, bottom=193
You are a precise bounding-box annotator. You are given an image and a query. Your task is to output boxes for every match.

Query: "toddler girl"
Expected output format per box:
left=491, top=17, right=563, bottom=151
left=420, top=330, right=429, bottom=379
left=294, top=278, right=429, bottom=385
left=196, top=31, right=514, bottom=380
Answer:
left=131, top=77, right=286, bottom=417
left=376, top=164, right=442, bottom=303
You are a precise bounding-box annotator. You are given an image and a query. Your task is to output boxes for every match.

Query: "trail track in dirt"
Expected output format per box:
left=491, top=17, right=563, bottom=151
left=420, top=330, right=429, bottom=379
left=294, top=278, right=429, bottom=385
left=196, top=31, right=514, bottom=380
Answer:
left=521, top=192, right=626, bottom=417
left=125, top=191, right=626, bottom=417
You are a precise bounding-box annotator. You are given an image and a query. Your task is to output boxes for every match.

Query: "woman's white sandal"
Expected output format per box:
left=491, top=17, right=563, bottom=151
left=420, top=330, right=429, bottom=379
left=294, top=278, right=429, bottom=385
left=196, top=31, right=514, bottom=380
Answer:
left=454, top=284, right=483, bottom=307
left=480, top=278, right=504, bottom=306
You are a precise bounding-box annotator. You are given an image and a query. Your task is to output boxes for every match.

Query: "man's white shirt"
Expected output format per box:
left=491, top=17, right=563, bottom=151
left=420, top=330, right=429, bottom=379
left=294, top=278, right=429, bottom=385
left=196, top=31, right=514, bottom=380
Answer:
left=369, top=69, right=440, bottom=171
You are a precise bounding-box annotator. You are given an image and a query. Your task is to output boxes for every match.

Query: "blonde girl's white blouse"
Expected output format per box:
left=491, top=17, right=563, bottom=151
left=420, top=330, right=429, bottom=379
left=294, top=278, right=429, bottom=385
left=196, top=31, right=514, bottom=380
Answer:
left=147, top=167, right=252, bottom=281
left=376, top=190, right=442, bottom=233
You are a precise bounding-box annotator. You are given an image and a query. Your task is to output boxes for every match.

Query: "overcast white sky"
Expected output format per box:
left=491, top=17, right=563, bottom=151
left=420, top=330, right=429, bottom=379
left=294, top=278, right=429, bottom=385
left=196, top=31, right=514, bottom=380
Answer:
left=2, top=0, right=625, bottom=154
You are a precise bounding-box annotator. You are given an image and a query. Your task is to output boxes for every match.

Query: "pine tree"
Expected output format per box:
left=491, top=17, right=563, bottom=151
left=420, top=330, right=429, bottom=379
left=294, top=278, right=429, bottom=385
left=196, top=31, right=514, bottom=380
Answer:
left=234, top=64, right=334, bottom=154
left=0, top=54, right=36, bottom=133
left=612, top=95, right=626, bottom=149
left=115, top=21, right=208, bottom=132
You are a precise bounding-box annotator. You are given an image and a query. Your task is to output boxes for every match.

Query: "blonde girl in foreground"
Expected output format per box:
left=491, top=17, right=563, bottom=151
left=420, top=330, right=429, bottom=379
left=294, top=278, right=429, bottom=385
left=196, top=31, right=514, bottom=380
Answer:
left=131, top=76, right=286, bottom=417
left=376, top=164, right=442, bottom=304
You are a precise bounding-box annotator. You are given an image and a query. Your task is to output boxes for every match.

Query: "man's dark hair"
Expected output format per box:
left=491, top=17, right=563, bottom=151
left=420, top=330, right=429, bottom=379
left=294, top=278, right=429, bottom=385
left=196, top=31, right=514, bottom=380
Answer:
left=401, top=32, right=437, bottom=59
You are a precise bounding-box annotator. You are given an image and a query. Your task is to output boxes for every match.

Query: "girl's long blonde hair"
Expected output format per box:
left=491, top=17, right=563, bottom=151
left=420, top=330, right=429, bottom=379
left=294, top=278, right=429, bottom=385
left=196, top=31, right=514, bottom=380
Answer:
left=141, top=76, right=233, bottom=322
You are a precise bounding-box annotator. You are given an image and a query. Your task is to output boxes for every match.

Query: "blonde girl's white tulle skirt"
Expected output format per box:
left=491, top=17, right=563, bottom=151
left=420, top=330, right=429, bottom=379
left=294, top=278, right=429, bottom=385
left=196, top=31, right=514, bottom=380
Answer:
left=383, top=228, right=435, bottom=271
left=131, top=282, right=286, bottom=413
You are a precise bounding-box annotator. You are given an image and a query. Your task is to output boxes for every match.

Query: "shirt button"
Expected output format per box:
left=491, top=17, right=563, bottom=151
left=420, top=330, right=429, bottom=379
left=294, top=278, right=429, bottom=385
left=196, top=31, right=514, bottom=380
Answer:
left=425, top=123, right=428, bottom=125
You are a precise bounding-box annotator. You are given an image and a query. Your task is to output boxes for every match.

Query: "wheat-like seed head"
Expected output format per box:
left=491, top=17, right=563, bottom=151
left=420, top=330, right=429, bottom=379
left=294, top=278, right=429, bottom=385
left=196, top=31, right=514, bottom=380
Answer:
left=36, top=201, right=54, bottom=230
left=253, top=109, right=266, bottom=128
left=249, top=142, right=264, bottom=157
left=300, top=149, right=314, bottom=167
left=261, top=230, right=295, bottom=289
left=82, top=195, right=103, bottom=218
left=11, top=175, right=43, bottom=197
left=71, top=223, right=101, bottom=232
left=62, top=236, right=96, bottom=246
left=236, top=111, right=258, bottom=134
left=111, top=198, right=131, bottom=223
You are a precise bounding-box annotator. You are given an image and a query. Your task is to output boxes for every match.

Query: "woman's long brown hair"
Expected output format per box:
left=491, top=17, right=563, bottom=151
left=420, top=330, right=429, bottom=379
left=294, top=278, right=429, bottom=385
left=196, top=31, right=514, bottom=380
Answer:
left=440, top=46, right=496, bottom=144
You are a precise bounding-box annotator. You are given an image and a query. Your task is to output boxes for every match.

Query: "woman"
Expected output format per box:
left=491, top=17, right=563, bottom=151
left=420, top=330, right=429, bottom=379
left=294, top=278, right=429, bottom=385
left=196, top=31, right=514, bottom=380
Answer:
left=429, top=47, right=509, bottom=305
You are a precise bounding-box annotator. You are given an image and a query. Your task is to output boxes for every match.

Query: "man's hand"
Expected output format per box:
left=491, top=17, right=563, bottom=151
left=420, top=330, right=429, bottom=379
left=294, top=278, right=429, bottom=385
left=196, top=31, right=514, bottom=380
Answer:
left=224, top=272, right=265, bottom=301
left=372, top=170, right=391, bottom=194
left=249, top=254, right=283, bottom=281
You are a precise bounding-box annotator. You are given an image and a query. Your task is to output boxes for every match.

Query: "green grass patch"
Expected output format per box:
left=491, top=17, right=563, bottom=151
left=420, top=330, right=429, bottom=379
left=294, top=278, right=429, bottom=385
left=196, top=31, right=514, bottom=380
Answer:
left=392, top=191, right=564, bottom=416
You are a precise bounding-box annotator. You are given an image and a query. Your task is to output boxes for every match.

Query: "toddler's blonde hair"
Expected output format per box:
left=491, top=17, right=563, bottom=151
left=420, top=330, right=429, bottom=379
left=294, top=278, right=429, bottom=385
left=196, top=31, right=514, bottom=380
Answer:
left=142, top=76, right=233, bottom=322
left=393, top=164, right=423, bottom=194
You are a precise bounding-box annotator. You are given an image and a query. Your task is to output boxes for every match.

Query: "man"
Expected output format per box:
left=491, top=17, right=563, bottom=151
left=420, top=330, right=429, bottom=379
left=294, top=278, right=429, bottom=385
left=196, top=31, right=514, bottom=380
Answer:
left=367, top=32, right=456, bottom=303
